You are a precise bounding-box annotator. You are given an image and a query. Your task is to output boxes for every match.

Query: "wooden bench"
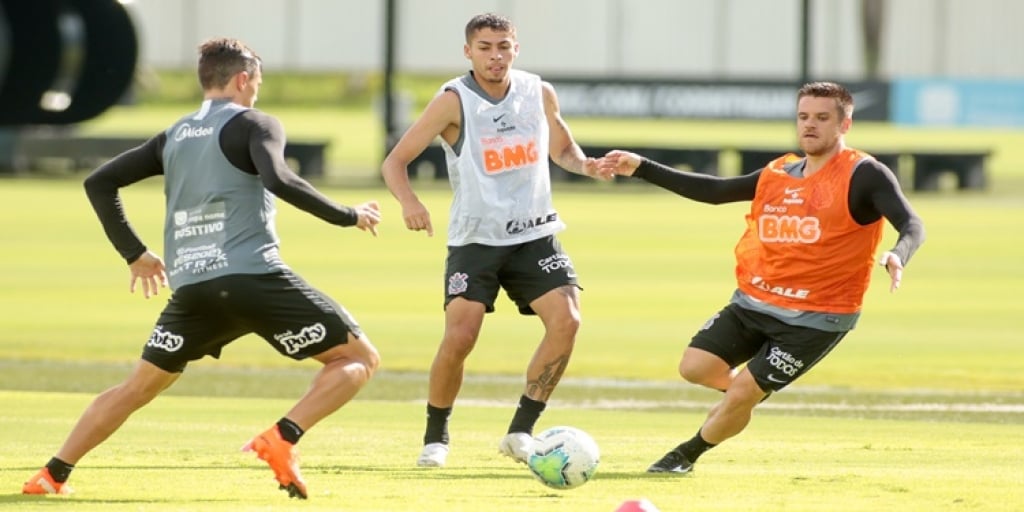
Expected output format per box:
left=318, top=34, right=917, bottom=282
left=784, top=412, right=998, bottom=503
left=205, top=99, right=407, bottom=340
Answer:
left=8, top=133, right=329, bottom=177
left=909, top=151, right=990, bottom=191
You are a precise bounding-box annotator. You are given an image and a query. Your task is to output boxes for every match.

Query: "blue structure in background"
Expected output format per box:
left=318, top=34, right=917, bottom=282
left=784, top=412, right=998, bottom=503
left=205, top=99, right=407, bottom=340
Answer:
left=893, top=79, right=1024, bottom=127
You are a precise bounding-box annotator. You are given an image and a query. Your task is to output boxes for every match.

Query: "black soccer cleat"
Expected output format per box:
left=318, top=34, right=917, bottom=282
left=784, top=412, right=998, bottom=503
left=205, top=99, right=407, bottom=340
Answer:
left=646, top=450, right=693, bottom=474
left=280, top=483, right=308, bottom=499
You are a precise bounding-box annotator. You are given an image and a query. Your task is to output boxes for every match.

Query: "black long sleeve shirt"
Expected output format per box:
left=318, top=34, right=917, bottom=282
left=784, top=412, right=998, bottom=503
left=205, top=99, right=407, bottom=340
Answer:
left=83, top=109, right=357, bottom=263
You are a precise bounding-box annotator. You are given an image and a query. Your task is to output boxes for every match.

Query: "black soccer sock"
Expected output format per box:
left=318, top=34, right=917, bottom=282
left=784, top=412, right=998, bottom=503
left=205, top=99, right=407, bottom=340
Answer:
left=507, top=395, right=547, bottom=435
left=673, top=429, right=718, bottom=463
left=45, top=457, right=75, bottom=483
left=424, top=403, right=452, bottom=445
left=277, top=417, right=305, bottom=445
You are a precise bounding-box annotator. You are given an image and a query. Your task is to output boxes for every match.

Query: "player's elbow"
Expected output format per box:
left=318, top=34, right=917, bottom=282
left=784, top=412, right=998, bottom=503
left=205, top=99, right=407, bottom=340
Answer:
left=381, top=154, right=408, bottom=178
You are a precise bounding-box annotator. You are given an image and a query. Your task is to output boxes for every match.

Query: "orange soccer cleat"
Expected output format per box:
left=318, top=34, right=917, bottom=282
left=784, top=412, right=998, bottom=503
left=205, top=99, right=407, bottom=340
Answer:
left=22, top=467, right=73, bottom=495
left=242, top=425, right=308, bottom=499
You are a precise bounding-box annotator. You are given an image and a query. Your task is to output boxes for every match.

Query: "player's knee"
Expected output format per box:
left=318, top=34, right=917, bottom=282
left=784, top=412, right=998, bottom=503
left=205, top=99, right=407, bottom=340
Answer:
left=440, top=327, right=479, bottom=359
left=677, top=360, right=704, bottom=385
left=540, top=302, right=581, bottom=340
left=549, top=312, right=580, bottom=339
left=362, top=344, right=381, bottom=377
left=350, top=334, right=381, bottom=375
left=678, top=359, right=723, bottom=388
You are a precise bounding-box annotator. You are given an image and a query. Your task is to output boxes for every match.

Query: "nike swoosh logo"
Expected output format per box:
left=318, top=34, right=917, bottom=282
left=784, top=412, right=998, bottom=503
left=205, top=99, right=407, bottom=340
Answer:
left=784, top=187, right=804, bottom=195
left=492, top=113, right=507, bottom=123
left=766, top=374, right=787, bottom=384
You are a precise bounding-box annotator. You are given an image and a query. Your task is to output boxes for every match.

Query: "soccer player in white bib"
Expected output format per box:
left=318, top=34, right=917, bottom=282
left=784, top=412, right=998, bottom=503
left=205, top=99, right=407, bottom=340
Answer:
left=382, top=13, right=612, bottom=468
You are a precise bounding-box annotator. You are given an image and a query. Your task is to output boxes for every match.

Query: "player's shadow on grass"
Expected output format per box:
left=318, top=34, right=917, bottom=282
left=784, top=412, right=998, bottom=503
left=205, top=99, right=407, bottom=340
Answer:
left=313, top=465, right=682, bottom=482
left=316, top=463, right=533, bottom=481
left=592, top=469, right=694, bottom=480
left=0, top=494, right=234, bottom=505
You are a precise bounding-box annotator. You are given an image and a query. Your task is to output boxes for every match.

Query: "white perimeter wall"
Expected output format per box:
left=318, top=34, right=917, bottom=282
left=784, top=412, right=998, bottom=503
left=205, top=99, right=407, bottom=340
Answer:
left=124, top=0, right=1024, bottom=79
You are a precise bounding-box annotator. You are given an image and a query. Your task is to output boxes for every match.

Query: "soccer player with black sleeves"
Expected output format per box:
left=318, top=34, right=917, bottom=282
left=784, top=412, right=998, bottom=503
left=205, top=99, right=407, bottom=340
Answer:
left=23, top=38, right=381, bottom=499
left=600, top=81, right=925, bottom=474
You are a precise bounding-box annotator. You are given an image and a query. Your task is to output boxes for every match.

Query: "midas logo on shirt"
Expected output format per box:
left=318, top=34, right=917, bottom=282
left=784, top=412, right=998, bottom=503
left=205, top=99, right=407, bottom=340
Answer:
left=482, top=139, right=540, bottom=174
left=758, top=214, right=821, bottom=243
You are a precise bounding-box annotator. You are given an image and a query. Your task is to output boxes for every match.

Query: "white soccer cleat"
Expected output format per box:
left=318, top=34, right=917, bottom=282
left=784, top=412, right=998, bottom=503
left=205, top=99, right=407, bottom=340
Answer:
left=498, top=432, right=534, bottom=464
left=416, top=442, right=450, bottom=467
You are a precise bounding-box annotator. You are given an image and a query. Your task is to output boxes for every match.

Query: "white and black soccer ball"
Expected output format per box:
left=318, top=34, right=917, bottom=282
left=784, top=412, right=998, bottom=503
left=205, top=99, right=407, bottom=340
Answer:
left=527, top=426, right=600, bottom=490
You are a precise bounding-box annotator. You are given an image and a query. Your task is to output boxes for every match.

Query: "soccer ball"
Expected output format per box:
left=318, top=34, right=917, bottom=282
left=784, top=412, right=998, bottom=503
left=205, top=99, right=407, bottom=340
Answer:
left=615, top=498, right=661, bottom=512
left=527, top=426, right=600, bottom=490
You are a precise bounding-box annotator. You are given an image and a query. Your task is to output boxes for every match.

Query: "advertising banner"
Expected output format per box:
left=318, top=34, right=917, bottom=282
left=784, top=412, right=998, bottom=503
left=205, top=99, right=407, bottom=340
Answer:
left=549, top=79, right=890, bottom=121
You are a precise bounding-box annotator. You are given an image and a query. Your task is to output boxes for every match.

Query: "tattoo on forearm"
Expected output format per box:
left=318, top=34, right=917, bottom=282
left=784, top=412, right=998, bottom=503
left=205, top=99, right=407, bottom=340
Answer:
left=527, top=354, right=570, bottom=400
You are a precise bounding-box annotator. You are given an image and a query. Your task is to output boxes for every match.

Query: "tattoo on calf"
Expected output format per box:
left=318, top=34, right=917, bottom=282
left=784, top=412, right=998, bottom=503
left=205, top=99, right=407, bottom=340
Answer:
left=527, top=354, right=570, bottom=400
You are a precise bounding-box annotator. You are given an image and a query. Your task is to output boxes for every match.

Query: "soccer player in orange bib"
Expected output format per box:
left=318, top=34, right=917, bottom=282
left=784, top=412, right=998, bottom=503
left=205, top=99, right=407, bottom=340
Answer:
left=600, top=81, right=925, bottom=474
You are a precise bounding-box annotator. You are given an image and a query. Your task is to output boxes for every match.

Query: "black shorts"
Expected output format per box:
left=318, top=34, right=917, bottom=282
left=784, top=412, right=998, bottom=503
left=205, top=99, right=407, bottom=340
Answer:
left=444, top=235, right=579, bottom=315
left=690, top=303, right=847, bottom=392
left=142, top=271, right=362, bottom=373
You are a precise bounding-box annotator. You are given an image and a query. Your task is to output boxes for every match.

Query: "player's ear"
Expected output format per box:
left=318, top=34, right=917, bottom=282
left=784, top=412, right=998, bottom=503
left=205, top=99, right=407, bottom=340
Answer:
left=840, top=116, right=852, bottom=134
left=235, top=71, right=250, bottom=91
left=463, top=43, right=471, bottom=59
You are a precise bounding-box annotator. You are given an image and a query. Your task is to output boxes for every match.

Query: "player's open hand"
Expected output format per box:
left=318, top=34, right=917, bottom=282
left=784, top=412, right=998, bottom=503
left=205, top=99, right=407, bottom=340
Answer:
left=879, top=251, right=903, bottom=292
left=354, top=200, right=382, bottom=237
left=599, top=150, right=643, bottom=177
left=129, top=250, right=167, bottom=299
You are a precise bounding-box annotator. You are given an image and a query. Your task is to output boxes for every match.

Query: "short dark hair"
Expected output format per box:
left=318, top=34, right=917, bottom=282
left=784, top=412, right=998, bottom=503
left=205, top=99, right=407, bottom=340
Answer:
left=465, top=13, right=516, bottom=43
left=798, top=81, right=854, bottom=119
left=197, top=38, right=261, bottom=90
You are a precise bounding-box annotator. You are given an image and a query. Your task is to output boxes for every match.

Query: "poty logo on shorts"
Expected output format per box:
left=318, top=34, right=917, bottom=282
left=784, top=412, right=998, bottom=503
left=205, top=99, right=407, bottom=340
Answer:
left=147, top=326, right=184, bottom=352
left=448, top=272, right=469, bottom=295
left=274, top=323, right=327, bottom=356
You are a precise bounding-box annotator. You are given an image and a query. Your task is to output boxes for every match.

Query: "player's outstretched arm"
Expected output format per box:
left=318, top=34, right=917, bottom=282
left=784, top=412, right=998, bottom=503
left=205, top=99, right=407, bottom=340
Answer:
left=542, top=82, right=613, bottom=181
left=382, top=90, right=461, bottom=237
left=601, top=149, right=757, bottom=204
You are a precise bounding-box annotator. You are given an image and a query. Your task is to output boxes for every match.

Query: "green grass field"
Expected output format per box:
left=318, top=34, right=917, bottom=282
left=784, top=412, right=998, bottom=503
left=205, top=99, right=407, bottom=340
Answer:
left=2, top=101, right=1023, bottom=510
left=0, top=176, right=1021, bottom=511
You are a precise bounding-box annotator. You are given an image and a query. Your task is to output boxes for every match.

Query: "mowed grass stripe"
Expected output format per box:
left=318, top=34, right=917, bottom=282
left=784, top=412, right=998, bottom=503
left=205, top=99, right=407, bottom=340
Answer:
left=2, top=390, right=1022, bottom=512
